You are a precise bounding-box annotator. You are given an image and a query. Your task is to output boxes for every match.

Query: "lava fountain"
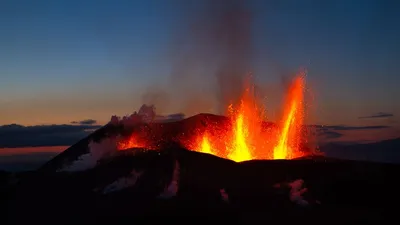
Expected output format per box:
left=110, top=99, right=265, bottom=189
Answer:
left=117, top=71, right=309, bottom=162
left=195, top=71, right=307, bottom=161
left=273, top=73, right=305, bottom=159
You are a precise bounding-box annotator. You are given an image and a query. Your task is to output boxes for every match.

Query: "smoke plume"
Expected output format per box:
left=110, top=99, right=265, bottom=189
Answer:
left=142, top=0, right=254, bottom=116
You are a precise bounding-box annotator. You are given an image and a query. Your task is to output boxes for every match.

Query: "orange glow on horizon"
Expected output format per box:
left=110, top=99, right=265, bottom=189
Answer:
left=0, top=146, right=68, bottom=156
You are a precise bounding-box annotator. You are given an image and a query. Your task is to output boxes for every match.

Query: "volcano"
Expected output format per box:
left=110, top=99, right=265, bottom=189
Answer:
left=5, top=142, right=395, bottom=225
left=3, top=73, right=395, bottom=225
left=3, top=111, right=395, bottom=224
left=41, top=73, right=314, bottom=173
left=38, top=112, right=314, bottom=173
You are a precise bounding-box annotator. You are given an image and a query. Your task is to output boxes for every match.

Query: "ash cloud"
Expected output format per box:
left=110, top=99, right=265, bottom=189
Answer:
left=358, top=112, right=394, bottom=119
left=141, top=0, right=254, bottom=115
left=140, top=87, right=170, bottom=115
left=71, top=119, right=97, bottom=125
left=0, top=124, right=101, bottom=148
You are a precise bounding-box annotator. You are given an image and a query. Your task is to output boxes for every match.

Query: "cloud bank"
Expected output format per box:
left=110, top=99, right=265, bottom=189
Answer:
left=0, top=123, right=101, bottom=148
left=314, top=123, right=397, bottom=145
left=359, top=112, right=394, bottom=119
left=71, top=119, right=97, bottom=125
left=0, top=110, right=394, bottom=149
left=321, top=125, right=390, bottom=131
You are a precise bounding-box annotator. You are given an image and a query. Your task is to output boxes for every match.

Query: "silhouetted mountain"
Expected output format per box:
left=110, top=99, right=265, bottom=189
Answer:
left=3, top=114, right=398, bottom=224
left=5, top=146, right=396, bottom=225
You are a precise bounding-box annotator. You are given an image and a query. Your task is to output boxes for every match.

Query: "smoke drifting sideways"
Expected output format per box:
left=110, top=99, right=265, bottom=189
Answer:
left=141, top=0, right=256, bottom=116
left=57, top=105, right=182, bottom=172
left=58, top=137, right=118, bottom=172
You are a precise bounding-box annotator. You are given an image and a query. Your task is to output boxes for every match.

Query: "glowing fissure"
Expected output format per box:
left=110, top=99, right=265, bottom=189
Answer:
left=227, top=113, right=252, bottom=162
left=199, top=133, right=213, bottom=154
left=273, top=102, right=296, bottom=159
left=118, top=135, right=143, bottom=150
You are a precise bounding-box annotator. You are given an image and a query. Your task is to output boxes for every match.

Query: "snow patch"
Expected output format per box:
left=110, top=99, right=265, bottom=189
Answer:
left=220, top=188, right=229, bottom=203
left=58, top=137, right=117, bottom=172
left=288, top=179, right=309, bottom=206
left=158, top=160, right=180, bottom=199
left=274, top=179, right=318, bottom=207
left=102, top=169, right=144, bottom=194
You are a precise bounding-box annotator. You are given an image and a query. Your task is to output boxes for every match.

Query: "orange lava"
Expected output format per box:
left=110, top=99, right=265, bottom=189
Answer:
left=117, top=135, right=145, bottom=150
left=197, top=133, right=214, bottom=155
left=195, top=72, right=307, bottom=161
left=117, top=71, right=309, bottom=161
left=273, top=74, right=305, bottom=159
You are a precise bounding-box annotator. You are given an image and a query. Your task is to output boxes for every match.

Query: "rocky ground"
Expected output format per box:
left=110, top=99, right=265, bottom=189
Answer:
left=1, top=146, right=395, bottom=225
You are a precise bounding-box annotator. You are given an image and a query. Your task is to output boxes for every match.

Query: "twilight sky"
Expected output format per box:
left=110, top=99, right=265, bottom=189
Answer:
left=1, top=0, right=399, bottom=128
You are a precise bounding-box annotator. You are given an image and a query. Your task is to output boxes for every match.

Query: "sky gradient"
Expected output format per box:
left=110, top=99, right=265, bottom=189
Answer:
left=1, top=0, right=399, bottom=127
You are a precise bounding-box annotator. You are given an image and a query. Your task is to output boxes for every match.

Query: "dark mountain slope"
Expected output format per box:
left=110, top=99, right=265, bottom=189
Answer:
left=7, top=146, right=397, bottom=225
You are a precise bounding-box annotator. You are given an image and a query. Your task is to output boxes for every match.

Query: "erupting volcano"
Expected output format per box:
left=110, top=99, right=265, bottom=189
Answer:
left=117, top=70, right=311, bottom=162
left=110, top=0, right=312, bottom=161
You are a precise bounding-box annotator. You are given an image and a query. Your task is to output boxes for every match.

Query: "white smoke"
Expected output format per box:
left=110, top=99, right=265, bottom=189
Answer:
left=110, top=115, right=120, bottom=125
left=58, top=137, right=118, bottom=172
left=109, top=104, right=185, bottom=126
left=101, top=169, right=144, bottom=194
left=158, top=160, right=180, bottom=199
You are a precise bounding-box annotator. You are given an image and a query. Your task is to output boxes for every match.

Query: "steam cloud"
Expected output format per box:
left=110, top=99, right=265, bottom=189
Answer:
left=58, top=137, right=118, bottom=172
left=141, top=0, right=254, bottom=116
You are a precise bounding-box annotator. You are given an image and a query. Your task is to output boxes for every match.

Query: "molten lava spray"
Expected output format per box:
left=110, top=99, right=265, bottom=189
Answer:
left=117, top=1, right=311, bottom=161
left=273, top=72, right=306, bottom=159
left=117, top=71, right=309, bottom=161
left=227, top=111, right=252, bottom=161
left=199, top=133, right=213, bottom=155
left=196, top=72, right=307, bottom=161
left=224, top=75, right=266, bottom=162
left=117, top=135, right=144, bottom=150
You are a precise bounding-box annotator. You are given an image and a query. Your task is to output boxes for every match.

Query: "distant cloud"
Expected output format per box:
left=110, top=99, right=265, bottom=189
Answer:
left=318, top=131, right=343, bottom=139
left=315, top=124, right=391, bottom=141
left=0, top=124, right=102, bottom=148
left=71, top=119, right=97, bottom=125
left=359, top=112, right=394, bottom=119
left=317, top=125, right=390, bottom=131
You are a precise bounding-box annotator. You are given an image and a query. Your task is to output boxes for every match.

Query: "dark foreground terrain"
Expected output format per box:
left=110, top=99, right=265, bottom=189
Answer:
left=1, top=146, right=396, bottom=225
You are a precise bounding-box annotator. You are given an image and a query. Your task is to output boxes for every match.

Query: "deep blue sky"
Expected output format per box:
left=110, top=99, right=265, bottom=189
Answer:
left=0, top=0, right=399, bottom=127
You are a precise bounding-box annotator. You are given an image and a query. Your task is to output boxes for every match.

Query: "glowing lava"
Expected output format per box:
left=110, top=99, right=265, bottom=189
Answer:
left=117, top=71, right=309, bottom=161
left=195, top=71, right=307, bottom=161
left=199, top=133, right=213, bottom=155
left=117, top=134, right=145, bottom=150
left=273, top=73, right=305, bottom=159
left=227, top=112, right=252, bottom=161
